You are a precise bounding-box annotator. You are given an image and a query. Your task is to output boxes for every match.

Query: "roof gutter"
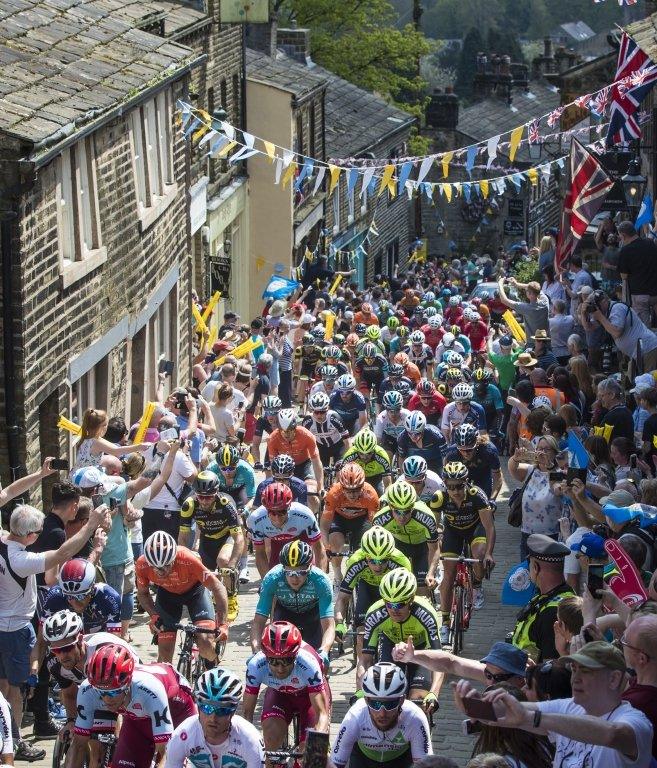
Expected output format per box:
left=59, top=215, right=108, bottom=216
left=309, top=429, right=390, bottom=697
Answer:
left=353, top=115, right=417, bottom=159
left=17, top=54, right=206, bottom=169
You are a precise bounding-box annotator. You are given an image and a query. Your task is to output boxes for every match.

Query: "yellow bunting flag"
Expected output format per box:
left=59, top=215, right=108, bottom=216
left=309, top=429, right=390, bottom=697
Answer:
left=192, top=303, right=209, bottom=335
left=216, top=140, right=236, bottom=158
left=527, top=168, right=538, bottom=186
left=58, top=416, right=81, bottom=436
left=282, top=161, right=297, bottom=189
left=502, top=310, right=526, bottom=343
left=480, top=180, right=489, bottom=198
left=214, top=338, right=263, bottom=367
left=509, top=126, right=524, bottom=162
left=133, top=402, right=157, bottom=444
left=378, top=164, right=395, bottom=197
left=441, top=151, right=454, bottom=179
left=263, top=141, right=276, bottom=162
left=328, top=165, right=341, bottom=196
left=201, top=292, right=221, bottom=324
left=328, top=274, right=343, bottom=296
left=443, top=184, right=452, bottom=203
left=324, top=312, right=335, bottom=341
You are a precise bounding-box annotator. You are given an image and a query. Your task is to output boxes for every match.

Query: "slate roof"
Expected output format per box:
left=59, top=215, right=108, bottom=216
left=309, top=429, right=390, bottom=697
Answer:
left=556, top=21, right=595, bottom=43
left=314, top=64, right=415, bottom=158
left=246, top=48, right=328, bottom=101
left=0, top=0, right=199, bottom=146
left=113, top=0, right=208, bottom=39
left=625, top=11, right=657, bottom=62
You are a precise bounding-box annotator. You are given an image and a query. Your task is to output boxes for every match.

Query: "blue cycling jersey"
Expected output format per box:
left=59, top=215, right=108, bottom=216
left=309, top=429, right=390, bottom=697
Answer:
left=255, top=565, right=334, bottom=619
left=329, top=390, right=366, bottom=431
left=444, top=442, right=500, bottom=497
left=40, top=584, right=121, bottom=634
left=254, top=476, right=308, bottom=506
left=206, top=458, right=255, bottom=502
left=397, top=424, right=447, bottom=473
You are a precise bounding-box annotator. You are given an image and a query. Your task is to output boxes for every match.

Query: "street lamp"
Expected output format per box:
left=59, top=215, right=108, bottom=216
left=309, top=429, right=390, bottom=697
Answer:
left=621, top=157, right=647, bottom=214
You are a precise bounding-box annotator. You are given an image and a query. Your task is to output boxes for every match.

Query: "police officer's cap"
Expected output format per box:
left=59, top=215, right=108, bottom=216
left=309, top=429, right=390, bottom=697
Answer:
left=527, top=534, right=570, bottom=563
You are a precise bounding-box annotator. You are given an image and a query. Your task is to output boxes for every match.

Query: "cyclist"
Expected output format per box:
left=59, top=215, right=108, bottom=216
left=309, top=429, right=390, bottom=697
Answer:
left=392, top=353, right=420, bottom=386
left=355, top=326, right=386, bottom=358
left=321, top=463, right=379, bottom=585
left=342, top=428, right=392, bottom=494
left=165, top=669, right=264, bottom=768
left=374, top=480, right=440, bottom=596
left=243, top=622, right=330, bottom=755
left=389, top=324, right=409, bottom=357
left=397, top=411, right=447, bottom=475
left=246, top=482, right=327, bottom=577
left=42, top=610, right=139, bottom=731
left=179, top=472, right=244, bottom=621
left=250, top=395, right=282, bottom=468
left=359, top=570, right=442, bottom=712
left=401, top=456, right=445, bottom=503
left=374, top=391, right=411, bottom=460
left=444, top=423, right=502, bottom=500
left=435, top=331, right=466, bottom=361
left=309, top=364, right=340, bottom=398
left=254, top=453, right=308, bottom=506
left=354, top=342, right=388, bottom=399
left=463, top=311, right=489, bottom=356
left=68, top=644, right=196, bottom=768
left=302, top=391, right=350, bottom=467
left=429, top=462, right=495, bottom=640
left=421, top=315, right=444, bottom=353
left=406, top=379, right=446, bottom=427
left=405, top=331, right=434, bottom=378
left=444, top=295, right=464, bottom=328
left=40, top=558, right=121, bottom=634
left=379, top=363, right=413, bottom=403
left=317, top=344, right=350, bottom=377
left=440, top=382, right=487, bottom=443
left=135, top=531, right=228, bottom=664
left=250, top=541, right=334, bottom=661
left=335, top=527, right=411, bottom=660
left=330, top=374, right=368, bottom=436
left=268, top=408, right=324, bottom=512
left=294, top=333, right=323, bottom=404
left=380, top=316, right=399, bottom=349
left=331, top=662, right=432, bottom=768
left=206, top=444, right=255, bottom=509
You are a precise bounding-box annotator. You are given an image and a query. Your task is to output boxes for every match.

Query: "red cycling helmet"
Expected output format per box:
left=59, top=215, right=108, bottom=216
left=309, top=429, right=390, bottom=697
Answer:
left=416, top=379, right=436, bottom=396
left=87, top=644, right=135, bottom=690
left=261, top=621, right=302, bottom=658
left=261, top=482, right=293, bottom=513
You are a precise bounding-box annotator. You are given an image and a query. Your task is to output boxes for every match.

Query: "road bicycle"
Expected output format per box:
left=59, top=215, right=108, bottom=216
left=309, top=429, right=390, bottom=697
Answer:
left=175, top=623, right=224, bottom=684
left=52, top=727, right=117, bottom=768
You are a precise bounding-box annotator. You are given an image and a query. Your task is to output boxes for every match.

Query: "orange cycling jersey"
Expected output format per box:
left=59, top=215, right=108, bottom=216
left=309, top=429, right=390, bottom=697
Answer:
left=268, top=426, right=319, bottom=465
left=402, top=361, right=421, bottom=385
left=323, top=482, right=379, bottom=521
left=136, top=547, right=214, bottom=594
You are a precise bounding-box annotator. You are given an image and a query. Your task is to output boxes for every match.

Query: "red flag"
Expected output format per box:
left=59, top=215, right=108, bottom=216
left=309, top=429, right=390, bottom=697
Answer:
left=555, top=140, right=614, bottom=272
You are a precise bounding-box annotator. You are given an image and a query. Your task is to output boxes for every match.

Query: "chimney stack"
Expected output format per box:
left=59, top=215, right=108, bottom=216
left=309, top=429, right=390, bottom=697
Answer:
left=246, top=16, right=278, bottom=57
left=277, top=27, right=312, bottom=65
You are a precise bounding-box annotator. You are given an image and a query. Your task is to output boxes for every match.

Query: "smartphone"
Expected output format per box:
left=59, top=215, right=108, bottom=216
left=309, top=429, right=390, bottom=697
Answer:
left=462, top=697, right=498, bottom=722
left=587, top=563, right=605, bottom=598
left=158, top=359, right=175, bottom=377
left=630, top=454, right=638, bottom=469
left=51, top=458, right=69, bottom=471
left=461, top=719, right=482, bottom=736
left=549, top=471, right=567, bottom=482
left=159, top=428, right=178, bottom=441
left=91, top=494, right=104, bottom=509
left=567, top=467, right=588, bottom=485
left=108, top=497, right=119, bottom=511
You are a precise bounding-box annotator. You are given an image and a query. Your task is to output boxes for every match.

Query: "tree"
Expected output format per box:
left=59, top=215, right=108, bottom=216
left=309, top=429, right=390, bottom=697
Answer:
left=455, top=27, right=485, bottom=100
left=488, top=27, right=524, bottom=64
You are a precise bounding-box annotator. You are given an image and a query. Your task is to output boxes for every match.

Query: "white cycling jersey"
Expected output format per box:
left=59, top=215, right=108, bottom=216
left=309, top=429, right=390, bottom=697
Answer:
left=164, top=714, right=264, bottom=768
left=374, top=409, right=411, bottom=443
left=47, top=632, right=139, bottom=689
left=332, top=699, right=432, bottom=766
left=410, top=470, right=445, bottom=502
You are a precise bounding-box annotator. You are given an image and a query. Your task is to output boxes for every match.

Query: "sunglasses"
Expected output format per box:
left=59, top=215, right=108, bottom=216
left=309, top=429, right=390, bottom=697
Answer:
left=266, top=657, right=295, bottom=668
left=390, top=507, right=412, bottom=515
left=221, top=466, right=237, bottom=474
left=96, top=686, right=128, bottom=698
left=385, top=600, right=411, bottom=610
left=446, top=483, right=466, bottom=491
left=312, top=410, right=328, bottom=416
left=484, top=669, right=516, bottom=683
left=198, top=702, right=238, bottom=717
left=66, top=591, right=93, bottom=602
left=366, top=558, right=385, bottom=565
left=51, top=641, right=78, bottom=655
left=197, top=494, right=215, bottom=501
left=284, top=568, right=311, bottom=577
left=367, top=698, right=403, bottom=711
left=265, top=410, right=280, bottom=417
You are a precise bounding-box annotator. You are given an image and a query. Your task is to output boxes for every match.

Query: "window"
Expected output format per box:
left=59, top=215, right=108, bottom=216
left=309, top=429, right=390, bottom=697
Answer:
left=71, top=354, right=110, bottom=427
left=309, top=105, right=316, bottom=160
left=130, top=89, right=175, bottom=224
left=232, top=74, right=240, bottom=126
left=56, top=136, right=103, bottom=267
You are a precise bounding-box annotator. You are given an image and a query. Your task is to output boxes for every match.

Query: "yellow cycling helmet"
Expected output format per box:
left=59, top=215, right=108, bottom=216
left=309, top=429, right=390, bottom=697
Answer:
left=379, top=568, right=417, bottom=602
left=386, top=479, right=417, bottom=510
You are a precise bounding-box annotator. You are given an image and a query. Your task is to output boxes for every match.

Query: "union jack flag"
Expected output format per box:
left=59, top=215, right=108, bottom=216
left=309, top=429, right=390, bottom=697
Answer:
left=594, top=0, right=637, bottom=5
left=547, top=107, right=564, bottom=128
left=607, top=32, right=657, bottom=147
left=589, top=87, right=611, bottom=118
left=528, top=119, right=540, bottom=144
left=575, top=93, right=592, bottom=108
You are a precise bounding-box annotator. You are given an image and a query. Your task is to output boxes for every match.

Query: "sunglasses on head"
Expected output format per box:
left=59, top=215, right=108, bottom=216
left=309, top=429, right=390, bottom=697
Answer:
left=385, top=600, right=411, bottom=610
left=198, top=702, right=238, bottom=717
left=51, top=641, right=78, bottom=655
left=266, top=657, right=295, bottom=667
left=367, top=698, right=403, bottom=711
left=96, top=686, right=128, bottom=698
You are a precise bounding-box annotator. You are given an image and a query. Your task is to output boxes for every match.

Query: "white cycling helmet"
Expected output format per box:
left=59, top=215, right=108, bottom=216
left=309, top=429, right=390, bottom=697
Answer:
left=308, top=392, right=330, bottom=412
left=58, top=558, right=96, bottom=597
left=143, top=531, right=178, bottom=569
left=362, top=662, right=407, bottom=699
left=278, top=408, right=299, bottom=430
left=452, top=383, right=474, bottom=402
left=404, top=411, right=427, bottom=434
left=42, top=610, right=83, bottom=645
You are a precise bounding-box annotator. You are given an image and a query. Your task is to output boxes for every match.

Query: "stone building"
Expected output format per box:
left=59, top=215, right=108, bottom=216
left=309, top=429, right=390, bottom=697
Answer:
left=0, top=0, right=203, bottom=496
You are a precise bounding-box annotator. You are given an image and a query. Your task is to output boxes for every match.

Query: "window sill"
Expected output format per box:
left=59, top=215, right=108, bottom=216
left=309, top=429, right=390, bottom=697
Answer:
left=137, top=184, right=179, bottom=233
left=60, top=247, right=108, bottom=289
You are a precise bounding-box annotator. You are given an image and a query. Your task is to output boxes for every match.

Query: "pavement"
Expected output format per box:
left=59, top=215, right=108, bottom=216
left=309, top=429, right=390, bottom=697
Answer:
left=23, top=466, right=522, bottom=767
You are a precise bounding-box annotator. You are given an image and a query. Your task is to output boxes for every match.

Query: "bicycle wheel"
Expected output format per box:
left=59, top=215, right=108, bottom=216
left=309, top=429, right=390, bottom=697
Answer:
left=192, top=647, right=205, bottom=682
left=451, top=585, right=464, bottom=655
left=462, top=565, right=474, bottom=631
left=177, top=649, right=192, bottom=683
left=52, top=730, right=70, bottom=768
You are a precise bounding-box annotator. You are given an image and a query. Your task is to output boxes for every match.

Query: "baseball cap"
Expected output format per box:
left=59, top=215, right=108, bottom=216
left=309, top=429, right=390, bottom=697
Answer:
left=71, top=467, right=113, bottom=494
left=480, top=642, right=528, bottom=677
left=499, top=335, right=513, bottom=348
left=599, top=489, right=636, bottom=508
left=563, top=641, right=626, bottom=672
left=570, top=532, right=607, bottom=560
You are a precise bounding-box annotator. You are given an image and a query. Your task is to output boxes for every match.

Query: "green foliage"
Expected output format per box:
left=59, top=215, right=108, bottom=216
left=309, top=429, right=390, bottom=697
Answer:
left=487, top=28, right=524, bottom=64
left=455, top=27, right=485, bottom=100
left=408, top=127, right=431, bottom=156
left=513, top=258, right=541, bottom=285
left=277, top=0, right=433, bottom=107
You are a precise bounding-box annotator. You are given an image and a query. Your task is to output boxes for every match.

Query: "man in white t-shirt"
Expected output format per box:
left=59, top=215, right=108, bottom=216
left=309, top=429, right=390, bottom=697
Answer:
left=202, top=364, right=247, bottom=415
left=0, top=503, right=108, bottom=757
left=453, top=641, right=653, bottom=768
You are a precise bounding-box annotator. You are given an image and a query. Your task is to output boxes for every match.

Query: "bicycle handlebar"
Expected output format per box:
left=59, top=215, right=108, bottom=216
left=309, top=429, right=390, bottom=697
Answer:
left=439, top=556, right=481, bottom=563
left=174, top=624, right=217, bottom=634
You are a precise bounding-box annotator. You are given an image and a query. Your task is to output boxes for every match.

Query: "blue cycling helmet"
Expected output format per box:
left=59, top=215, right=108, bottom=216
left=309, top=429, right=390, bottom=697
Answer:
left=403, top=456, right=427, bottom=480
left=195, top=668, right=243, bottom=704
left=404, top=411, right=427, bottom=434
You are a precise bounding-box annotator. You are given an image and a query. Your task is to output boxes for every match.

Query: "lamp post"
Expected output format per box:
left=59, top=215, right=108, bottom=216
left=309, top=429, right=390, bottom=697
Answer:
left=621, top=157, right=647, bottom=218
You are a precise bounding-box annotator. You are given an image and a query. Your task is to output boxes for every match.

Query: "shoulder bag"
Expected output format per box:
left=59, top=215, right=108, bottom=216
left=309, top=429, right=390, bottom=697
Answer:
left=507, top=467, right=535, bottom=528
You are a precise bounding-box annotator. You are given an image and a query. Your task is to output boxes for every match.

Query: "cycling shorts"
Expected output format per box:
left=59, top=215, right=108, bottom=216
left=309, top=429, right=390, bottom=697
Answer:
left=274, top=604, right=322, bottom=651
left=110, top=691, right=195, bottom=768
left=155, top=583, right=214, bottom=631
left=395, top=541, right=429, bottom=583
left=262, top=686, right=331, bottom=744
left=349, top=743, right=412, bottom=768
left=294, top=459, right=313, bottom=482
left=198, top=534, right=231, bottom=571
left=354, top=581, right=380, bottom=627
left=378, top=635, right=432, bottom=692
left=329, top=515, right=370, bottom=545
left=318, top=442, right=346, bottom=466
left=441, top=522, right=487, bottom=558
